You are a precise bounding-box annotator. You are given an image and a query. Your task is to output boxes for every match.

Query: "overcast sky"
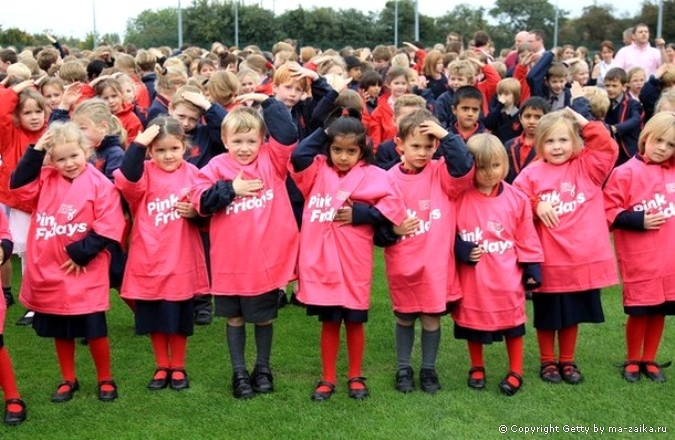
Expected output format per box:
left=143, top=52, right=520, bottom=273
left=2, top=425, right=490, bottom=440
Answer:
left=2, top=1, right=641, bottom=41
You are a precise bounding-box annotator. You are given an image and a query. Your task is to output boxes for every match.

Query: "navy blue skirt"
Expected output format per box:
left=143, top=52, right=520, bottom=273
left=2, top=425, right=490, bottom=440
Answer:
left=454, top=323, right=526, bottom=344
left=306, top=305, right=368, bottom=323
left=532, top=289, right=604, bottom=330
left=135, top=299, right=194, bottom=336
left=32, top=311, right=108, bottom=339
left=624, top=301, right=675, bottom=316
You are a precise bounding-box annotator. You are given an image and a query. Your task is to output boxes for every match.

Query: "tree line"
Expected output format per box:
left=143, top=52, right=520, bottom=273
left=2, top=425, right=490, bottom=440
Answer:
left=1, top=0, right=673, bottom=53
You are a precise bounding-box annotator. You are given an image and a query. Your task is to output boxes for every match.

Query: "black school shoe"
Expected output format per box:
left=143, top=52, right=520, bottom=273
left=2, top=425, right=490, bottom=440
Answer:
left=3, top=292, right=14, bottom=308
left=51, top=380, right=79, bottom=403
left=621, top=361, right=641, bottom=383
left=232, top=370, right=256, bottom=399
left=419, top=368, right=441, bottom=394
left=3, top=399, right=26, bottom=426
left=147, top=368, right=170, bottom=390
left=347, top=377, right=369, bottom=400
left=641, top=361, right=671, bottom=383
left=170, top=369, right=190, bottom=391
left=98, top=380, right=118, bottom=402
left=15, top=310, right=34, bottom=326
left=251, top=366, right=274, bottom=393
left=395, top=366, right=414, bottom=393
left=194, top=310, right=212, bottom=326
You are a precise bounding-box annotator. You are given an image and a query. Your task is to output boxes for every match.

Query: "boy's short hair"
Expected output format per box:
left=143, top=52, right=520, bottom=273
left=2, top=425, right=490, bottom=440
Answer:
left=0, top=49, right=17, bottom=65
left=334, top=89, right=364, bottom=114
left=36, top=48, right=60, bottom=72
left=453, top=85, right=483, bottom=107
left=58, top=60, right=88, bottom=83
left=604, top=67, right=627, bottom=84
left=581, top=86, right=610, bottom=119
left=497, top=78, right=521, bottom=104
left=393, top=94, right=426, bottom=118
left=135, top=49, right=157, bottom=71
left=660, top=65, right=675, bottom=87
left=272, top=63, right=310, bottom=92
left=359, top=70, right=383, bottom=89
left=371, top=45, right=392, bottom=62
left=447, top=60, right=475, bottom=83
left=519, top=96, right=551, bottom=114
left=397, top=108, right=439, bottom=140
left=385, top=66, right=412, bottom=84
left=6, top=63, right=31, bottom=81
left=221, top=106, right=266, bottom=138
left=271, top=41, right=294, bottom=56
left=655, top=89, right=675, bottom=113
left=491, top=61, right=507, bottom=79
left=546, top=62, right=567, bottom=80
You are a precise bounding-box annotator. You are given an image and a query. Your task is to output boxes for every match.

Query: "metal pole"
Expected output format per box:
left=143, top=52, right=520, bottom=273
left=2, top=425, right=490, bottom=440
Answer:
left=414, top=0, right=419, bottom=42
left=394, top=0, right=398, bottom=46
left=657, top=0, right=663, bottom=38
left=178, top=0, right=183, bottom=48
left=234, top=1, right=239, bottom=48
left=92, top=0, right=97, bottom=47
left=553, top=1, right=559, bottom=48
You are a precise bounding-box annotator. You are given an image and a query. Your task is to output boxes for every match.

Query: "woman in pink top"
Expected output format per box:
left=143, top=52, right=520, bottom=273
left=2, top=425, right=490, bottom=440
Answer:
left=603, top=112, right=675, bottom=383
left=10, top=122, right=125, bottom=404
left=0, top=211, right=25, bottom=425
left=290, top=108, right=407, bottom=401
left=513, top=108, right=619, bottom=386
left=454, top=134, right=543, bottom=396
left=114, top=117, right=209, bottom=392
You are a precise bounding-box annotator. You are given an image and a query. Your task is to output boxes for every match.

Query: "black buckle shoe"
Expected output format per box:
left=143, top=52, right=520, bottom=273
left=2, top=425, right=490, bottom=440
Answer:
left=310, top=380, right=335, bottom=401
left=621, top=361, right=641, bottom=383
left=194, top=310, right=212, bottom=326
left=559, top=362, right=583, bottom=385
left=395, top=366, right=414, bottom=393
left=251, top=366, right=274, bottom=393
left=347, top=376, right=369, bottom=400
left=170, top=369, right=190, bottom=390
left=147, top=368, right=170, bottom=390
left=98, top=380, right=118, bottom=402
left=467, top=367, right=486, bottom=390
left=232, top=370, right=255, bottom=399
left=51, top=379, right=79, bottom=403
left=3, top=399, right=26, bottom=426
left=498, top=371, right=523, bottom=396
left=419, top=368, right=441, bottom=394
left=641, top=361, right=671, bottom=383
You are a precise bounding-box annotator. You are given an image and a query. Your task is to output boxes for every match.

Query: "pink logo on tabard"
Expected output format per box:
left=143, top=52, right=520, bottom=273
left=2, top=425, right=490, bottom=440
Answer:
left=486, top=220, right=504, bottom=238
left=57, top=204, right=78, bottom=221
left=418, top=199, right=430, bottom=210
left=665, top=182, right=675, bottom=194
left=336, top=190, right=350, bottom=202
left=560, top=182, right=575, bottom=196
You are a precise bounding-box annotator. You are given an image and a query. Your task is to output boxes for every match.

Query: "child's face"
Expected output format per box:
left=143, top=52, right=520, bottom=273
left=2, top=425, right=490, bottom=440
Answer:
left=200, top=64, right=215, bottom=78
left=604, top=79, right=624, bottom=100
left=547, top=76, right=566, bottom=96
left=561, top=47, right=575, bottom=60
left=240, top=75, right=258, bottom=94
left=223, top=128, right=263, bottom=165
left=520, top=107, right=545, bottom=138
left=474, top=157, right=506, bottom=193
left=389, top=75, right=409, bottom=99
left=50, top=141, right=87, bottom=180
left=643, top=128, right=675, bottom=164
left=365, top=84, right=382, bottom=99
left=99, top=86, right=123, bottom=114
left=435, top=60, right=445, bottom=74
left=449, top=74, right=470, bottom=91
left=42, top=85, right=63, bottom=111
left=372, top=58, right=389, bottom=71
left=348, top=67, right=363, bottom=82
left=497, top=91, right=514, bottom=107
left=628, top=71, right=646, bottom=95
left=572, top=66, right=589, bottom=86
left=657, top=101, right=675, bottom=113
left=170, top=104, right=201, bottom=133
left=395, top=129, right=438, bottom=172
left=120, top=82, right=135, bottom=103
left=74, top=116, right=106, bottom=148
left=18, top=98, right=45, bottom=132
left=452, top=98, right=481, bottom=130
left=542, top=123, right=576, bottom=165
left=329, top=134, right=362, bottom=172
left=273, top=80, right=304, bottom=108
left=149, top=135, right=186, bottom=172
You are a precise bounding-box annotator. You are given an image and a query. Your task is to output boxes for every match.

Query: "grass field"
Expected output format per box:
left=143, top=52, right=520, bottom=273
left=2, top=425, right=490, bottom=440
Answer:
left=1, top=251, right=673, bottom=439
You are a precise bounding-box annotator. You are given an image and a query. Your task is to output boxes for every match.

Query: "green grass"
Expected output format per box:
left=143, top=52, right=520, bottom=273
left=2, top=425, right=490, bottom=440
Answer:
left=1, top=251, right=673, bottom=439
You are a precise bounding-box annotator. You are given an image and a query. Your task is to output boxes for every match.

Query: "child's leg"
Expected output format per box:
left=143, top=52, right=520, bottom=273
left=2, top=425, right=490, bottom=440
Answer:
left=536, top=329, right=557, bottom=363
left=557, top=325, right=578, bottom=363
left=254, top=321, right=273, bottom=369
left=419, top=315, right=441, bottom=370
left=642, top=314, right=666, bottom=375
left=345, top=321, right=365, bottom=387
left=226, top=317, right=247, bottom=372
left=150, top=333, right=170, bottom=370
left=625, top=315, right=647, bottom=375
left=467, top=341, right=485, bottom=380
left=317, top=321, right=341, bottom=392
left=395, top=318, right=415, bottom=370
left=168, top=334, right=188, bottom=371
left=505, top=335, right=524, bottom=387
left=88, top=337, right=114, bottom=392
left=54, top=338, right=77, bottom=383
left=0, top=347, right=22, bottom=412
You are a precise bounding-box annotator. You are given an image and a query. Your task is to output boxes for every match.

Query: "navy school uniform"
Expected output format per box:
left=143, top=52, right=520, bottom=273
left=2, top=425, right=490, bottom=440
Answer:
left=481, top=99, right=522, bottom=143
left=526, top=51, right=572, bottom=111
left=434, top=89, right=456, bottom=129
left=503, top=134, right=537, bottom=185
left=604, top=92, right=643, bottom=166
left=146, top=95, right=170, bottom=125
left=186, top=103, right=228, bottom=169
left=639, top=75, right=662, bottom=123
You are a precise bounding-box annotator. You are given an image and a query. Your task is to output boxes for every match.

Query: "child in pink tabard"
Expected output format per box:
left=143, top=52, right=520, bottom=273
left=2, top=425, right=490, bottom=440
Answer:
left=454, top=133, right=543, bottom=396
left=10, top=122, right=125, bottom=403
left=513, top=108, right=619, bottom=385
left=0, top=210, right=26, bottom=425
left=191, top=96, right=299, bottom=399
left=603, top=112, right=675, bottom=383
left=290, top=108, right=407, bottom=401
left=114, top=117, right=209, bottom=391
left=383, top=109, right=474, bottom=394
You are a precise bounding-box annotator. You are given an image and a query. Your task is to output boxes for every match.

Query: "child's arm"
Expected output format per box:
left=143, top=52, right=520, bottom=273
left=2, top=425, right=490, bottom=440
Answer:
left=118, top=125, right=159, bottom=182
left=603, top=169, right=664, bottom=231
left=526, top=51, right=554, bottom=98
left=63, top=231, right=115, bottom=275
left=638, top=65, right=667, bottom=121
left=514, top=54, right=533, bottom=102
left=309, top=74, right=348, bottom=130
left=0, top=81, right=34, bottom=149
left=565, top=108, right=619, bottom=185
left=290, top=127, right=326, bottom=172
left=428, top=121, right=474, bottom=180
left=262, top=97, right=299, bottom=146
left=520, top=263, right=542, bottom=289
left=9, top=132, right=51, bottom=190
left=610, top=100, right=643, bottom=143
left=433, top=91, right=455, bottom=129
left=454, top=235, right=481, bottom=265
left=196, top=169, right=264, bottom=216
left=570, top=82, right=593, bottom=120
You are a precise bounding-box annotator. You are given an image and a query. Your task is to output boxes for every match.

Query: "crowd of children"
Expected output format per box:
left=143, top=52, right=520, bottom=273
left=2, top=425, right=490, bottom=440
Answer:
left=0, top=24, right=674, bottom=426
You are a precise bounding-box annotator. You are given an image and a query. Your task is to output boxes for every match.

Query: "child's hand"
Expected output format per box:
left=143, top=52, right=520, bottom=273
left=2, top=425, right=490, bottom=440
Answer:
left=644, top=211, right=666, bottom=230
left=60, top=82, right=83, bottom=109
left=536, top=201, right=560, bottom=228
left=418, top=120, right=448, bottom=140
left=591, top=63, right=600, bottom=79
left=134, top=124, right=161, bottom=147
left=182, top=91, right=211, bottom=110
left=358, top=48, right=371, bottom=62
left=175, top=200, right=198, bottom=218
left=467, top=56, right=485, bottom=69
left=236, top=93, right=270, bottom=104
left=34, top=131, right=53, bottom=151
left=11, top=79, right=35, bottom=94
left=498, top=93, right=514, bottom=107
left=563, top=107, right=589, bottom=128
left=519, top=52, right=534, bottom=67
left=89, top=74, right=112, bottom=88
left=333, top=204, right=353, bottom=226
left=570, top=81, right=583, bottom=100
left=287, top=62, right=319, bottom=81
left=415, top=75, right=428, bottom=90
left=43, top=29, right=57, bottom=43
left=324, top=73, right=348, bottom=92
left=655, top=63, right=669, bottom=79
left=393, top=216, right=420, bottom=236
left=34, top=74, right=49, bottom=87
left=468, top=246, right=483, bottom=263
left=61, top=259, right=87, bottom=277
left=232, top=170, right=264, bottom=197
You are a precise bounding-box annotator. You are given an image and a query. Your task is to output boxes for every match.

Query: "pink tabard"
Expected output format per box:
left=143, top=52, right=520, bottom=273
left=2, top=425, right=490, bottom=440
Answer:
left=384, top=160, right=474, bottom=314
left=13, top=164, right=125, bottom=315
left=191, top=138, right=299, bottom=296
left=114, top=161, right=209, bottom=301
left=604, top=157, right=675, bottom=306
left=292, top=156, right=407, bottom=310
left=512, top=122, right=619, bottom=293
left=453, top=184, right=544, bottom=331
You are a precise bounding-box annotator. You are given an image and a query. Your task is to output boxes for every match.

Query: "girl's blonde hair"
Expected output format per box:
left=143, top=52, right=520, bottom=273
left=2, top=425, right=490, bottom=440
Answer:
left=155, top=67, right=188, bottom=96
left=206, top=71, right=240, bottom=107
left=45, top=121, right=91, bottom=163
left=638, top=112, right=675, bottom=154
left=535, top=111, right=583, bottom=157
left=58, top=60, right=88, bottom=83
left=14, top=89, right=46, bottom=126
left=6, top=63, right=31, bottom=81
left=655, top=90, right=675, bottom=113
left=496, top=78, right=521, bottom=104
left=221, top=106, right=266, bottom=139
left=39, top=77, right=65, bottom=95
left=93, top=77, right=124, bottom=98
left=72, top=98, right=127, bottom=146
left=467, top=133, right=509, bottom=180
left=237, top=68, right=260, bottom=86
